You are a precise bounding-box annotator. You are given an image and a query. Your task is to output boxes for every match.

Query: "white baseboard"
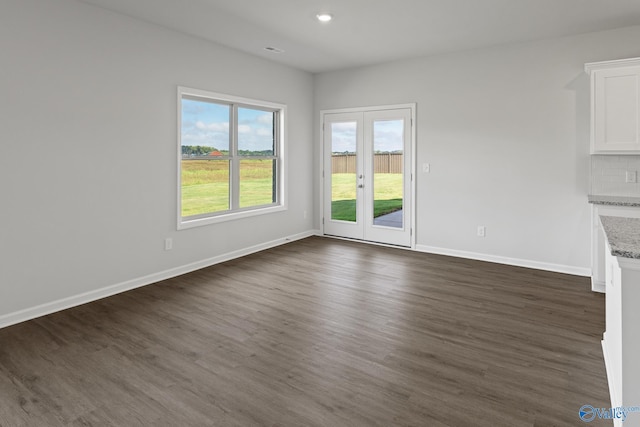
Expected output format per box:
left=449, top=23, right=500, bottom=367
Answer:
left=0, top=230, right=318, bottom=330
left=592, top=278, right=606, bottom=293
left=415, top=244, right=591, bottom=277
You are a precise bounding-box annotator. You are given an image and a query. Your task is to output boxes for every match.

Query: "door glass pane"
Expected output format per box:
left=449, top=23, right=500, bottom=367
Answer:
left=331, top=122, right=357, bottom=222
left=372, top=119, right=404, bottom=228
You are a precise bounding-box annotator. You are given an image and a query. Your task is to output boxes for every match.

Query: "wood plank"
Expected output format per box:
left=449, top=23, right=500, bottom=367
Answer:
left=0, top=237, right=611, bottom=426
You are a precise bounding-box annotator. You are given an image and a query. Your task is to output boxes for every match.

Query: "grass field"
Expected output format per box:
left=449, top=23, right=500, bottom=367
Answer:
left=181, top=162, right=403, bottom=220
left=181, top=159, right=274, bottom=217
left=331, top=173, right=403, bottom=221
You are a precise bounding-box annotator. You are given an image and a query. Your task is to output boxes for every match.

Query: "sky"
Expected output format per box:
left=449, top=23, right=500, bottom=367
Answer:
left=331, top=119, right=404, bottom=153
left=181, top=98, right=403, bottom=154
left=181, top=98, right=274, bottom=152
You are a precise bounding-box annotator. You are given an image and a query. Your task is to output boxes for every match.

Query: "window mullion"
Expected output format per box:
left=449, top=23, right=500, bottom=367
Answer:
left=230, top=105, right=240, bottom=211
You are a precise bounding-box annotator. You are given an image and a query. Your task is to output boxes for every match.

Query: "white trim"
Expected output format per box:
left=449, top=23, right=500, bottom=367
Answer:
left=319, top=103, right=417, bottom=115
left=1, top=231, right=592, bottom=330
left=322, top=236, right=589, bottom=277
left=178, top=86, right=286, bottom=112
left=177, top=86, right=287, bottom=230
left=602, top=337, right=620, bottom=409
left=409, top=105, right=417, bottom=249
left=178, top=204, right=287, bottom=230
left=319, top=103, right=417, bottom=249
left=322, top=233, right=415, bottom=251
left=617, top=255, right=640, bottom=271
left=318, top=112, right=324, bottom=237
left=415, top=244, right=591, bottom=277
left=592, top=278, right=606, bottom=293
left=0, top=230, right=317, bottom=330
left=585, top=57, right=640, bottom=75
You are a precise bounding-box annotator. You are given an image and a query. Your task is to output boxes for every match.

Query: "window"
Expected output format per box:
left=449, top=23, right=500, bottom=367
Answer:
left=178, top=87, right=286, bottom=229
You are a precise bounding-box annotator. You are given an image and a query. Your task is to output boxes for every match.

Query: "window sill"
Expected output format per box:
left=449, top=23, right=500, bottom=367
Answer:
left=178, top=204, right=287, bottom=230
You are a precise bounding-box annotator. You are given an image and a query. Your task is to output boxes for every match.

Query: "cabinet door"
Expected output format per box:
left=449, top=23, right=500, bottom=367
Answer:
left=592, top=66, right=640, bottom=153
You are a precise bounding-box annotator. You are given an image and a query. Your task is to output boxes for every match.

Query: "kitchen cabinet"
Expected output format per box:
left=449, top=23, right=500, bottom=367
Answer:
left=600, top=216, right=640, bottom=426
left=585, top=58, right=640, bottom=154
left=589, top=199, right=640, bottom=292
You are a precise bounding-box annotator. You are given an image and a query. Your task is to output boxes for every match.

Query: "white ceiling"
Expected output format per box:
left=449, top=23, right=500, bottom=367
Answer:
left=79, top=0, right=640, bottom=73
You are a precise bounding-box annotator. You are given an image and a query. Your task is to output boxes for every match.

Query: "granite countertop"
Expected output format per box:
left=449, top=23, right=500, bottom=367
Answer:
left=600, top=216, right=640, bottom=259
left=588, top=195, right=640, bottom=207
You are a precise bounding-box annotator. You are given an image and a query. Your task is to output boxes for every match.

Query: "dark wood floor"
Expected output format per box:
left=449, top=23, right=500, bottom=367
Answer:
left=0, top=237, right=610, bottom=426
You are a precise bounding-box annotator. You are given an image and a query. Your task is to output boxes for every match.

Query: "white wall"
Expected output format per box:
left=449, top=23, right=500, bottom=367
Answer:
left=3, top=0, right=640, bottom=328
left=315, top=26, right=640, bottom=274
left=0, top=0, right=314, bottom=324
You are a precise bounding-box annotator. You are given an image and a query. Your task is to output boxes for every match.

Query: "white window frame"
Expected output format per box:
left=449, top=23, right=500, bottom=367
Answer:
left=177, top=86, right=287, bottom=230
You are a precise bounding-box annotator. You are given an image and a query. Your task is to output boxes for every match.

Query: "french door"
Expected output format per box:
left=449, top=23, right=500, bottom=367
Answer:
left=322, top=106, right=413, bottom=247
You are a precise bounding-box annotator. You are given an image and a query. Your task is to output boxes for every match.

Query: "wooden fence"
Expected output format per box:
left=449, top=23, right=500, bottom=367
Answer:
left=332, top=153, right=403, bottom=174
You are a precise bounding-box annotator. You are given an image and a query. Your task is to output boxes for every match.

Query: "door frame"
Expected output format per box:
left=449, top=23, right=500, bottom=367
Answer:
left=319, top=103, right=416, bottom=249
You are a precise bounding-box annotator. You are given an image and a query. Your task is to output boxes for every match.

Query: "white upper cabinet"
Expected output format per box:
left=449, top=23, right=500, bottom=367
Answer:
left=586, top=58, right=640, bottom=154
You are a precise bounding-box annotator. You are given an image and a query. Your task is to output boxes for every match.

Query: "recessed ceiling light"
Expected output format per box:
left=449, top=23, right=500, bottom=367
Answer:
left=316, top=13, right=333, bottom=22
left=264, top=46, right=285, bottom=54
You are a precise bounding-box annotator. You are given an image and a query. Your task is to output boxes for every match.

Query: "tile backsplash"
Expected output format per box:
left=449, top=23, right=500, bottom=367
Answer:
left=591, top=155, right=640, bottom=196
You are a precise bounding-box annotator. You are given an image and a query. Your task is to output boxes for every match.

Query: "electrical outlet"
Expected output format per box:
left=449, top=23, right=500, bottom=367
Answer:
left=477, top=226, right=486, bottom=237
left=423, top=163, right=430, bottom=173
left=164, top=238, right=173, bottom=251
left=626, top=171, right=638, bottom=184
